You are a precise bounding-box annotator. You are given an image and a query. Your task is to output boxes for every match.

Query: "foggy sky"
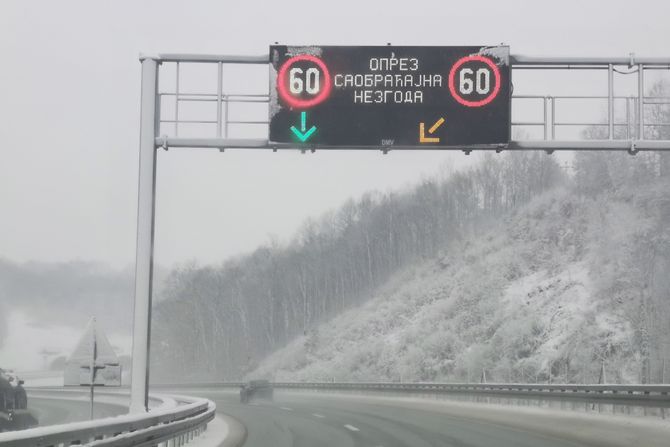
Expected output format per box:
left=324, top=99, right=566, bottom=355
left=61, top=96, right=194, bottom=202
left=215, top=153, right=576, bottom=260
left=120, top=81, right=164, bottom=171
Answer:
left=1, top=0, right=668, bottom=269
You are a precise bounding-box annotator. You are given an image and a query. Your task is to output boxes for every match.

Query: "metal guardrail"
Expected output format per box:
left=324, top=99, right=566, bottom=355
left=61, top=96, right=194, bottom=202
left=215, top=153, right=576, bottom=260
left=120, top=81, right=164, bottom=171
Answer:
left=157, top=381, right=670, bottom=407
left=0, top=393, right=215, bottom=447
left=272, top=382, right=670, bottom=406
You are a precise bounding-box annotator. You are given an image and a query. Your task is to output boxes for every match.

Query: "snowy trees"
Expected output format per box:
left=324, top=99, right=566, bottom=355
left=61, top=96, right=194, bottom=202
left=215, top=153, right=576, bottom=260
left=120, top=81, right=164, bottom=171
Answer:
left=150, top=141, right=670, bottom=385
left=150, top=153, right=567, bottom=381
left=0, top=260, right=134, bottom=336
left=576, top=82, right=670, bottom=383
left=250, top=177, right=668, bottom=385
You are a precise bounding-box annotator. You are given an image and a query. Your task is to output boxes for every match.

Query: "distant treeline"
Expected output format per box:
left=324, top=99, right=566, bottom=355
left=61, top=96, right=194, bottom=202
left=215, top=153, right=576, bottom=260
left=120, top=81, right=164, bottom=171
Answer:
left=0, top=260, right=134, bottom=337
left=150, top=152, right=567, bottom=381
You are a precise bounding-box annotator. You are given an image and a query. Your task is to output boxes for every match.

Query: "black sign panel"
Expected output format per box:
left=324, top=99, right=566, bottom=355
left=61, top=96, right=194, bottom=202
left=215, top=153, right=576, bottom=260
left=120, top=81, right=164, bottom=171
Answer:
left=269, top=45, right=510, bottom=148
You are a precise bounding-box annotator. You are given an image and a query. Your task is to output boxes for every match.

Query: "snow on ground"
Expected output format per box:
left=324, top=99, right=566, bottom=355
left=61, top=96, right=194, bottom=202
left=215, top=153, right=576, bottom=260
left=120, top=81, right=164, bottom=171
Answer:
left=0, top=309, right=132, bottom=373
left=17, top=370, right=64, bottom=387
left=250, top=188, right=640, bottom=383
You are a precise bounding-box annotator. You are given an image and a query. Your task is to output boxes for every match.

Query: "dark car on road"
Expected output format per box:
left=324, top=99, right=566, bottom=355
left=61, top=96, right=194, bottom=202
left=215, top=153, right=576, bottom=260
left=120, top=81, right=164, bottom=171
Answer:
left=240, top=380, right=274, bottom=404
left=0, top=369, right=37, bottom=432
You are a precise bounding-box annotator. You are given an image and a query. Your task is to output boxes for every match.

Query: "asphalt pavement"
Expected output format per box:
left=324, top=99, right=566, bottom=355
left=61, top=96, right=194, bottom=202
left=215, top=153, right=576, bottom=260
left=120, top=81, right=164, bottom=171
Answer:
left=170, top=388, right=598, bottom=447
left=26, top=393, right=128, bottom=427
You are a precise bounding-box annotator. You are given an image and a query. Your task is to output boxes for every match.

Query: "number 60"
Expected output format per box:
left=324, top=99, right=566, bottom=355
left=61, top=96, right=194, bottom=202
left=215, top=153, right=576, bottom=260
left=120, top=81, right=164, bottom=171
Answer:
left=459, top=67, right=491, bottom=95
left=289, top=67, right=321, bottom=95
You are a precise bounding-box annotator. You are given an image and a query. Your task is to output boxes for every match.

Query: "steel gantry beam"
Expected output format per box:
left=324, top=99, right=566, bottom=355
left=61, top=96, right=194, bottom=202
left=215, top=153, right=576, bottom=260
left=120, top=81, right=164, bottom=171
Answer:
left=153, top=137, right=670, bottom=152
left=146, top=52, right=670, bottom=153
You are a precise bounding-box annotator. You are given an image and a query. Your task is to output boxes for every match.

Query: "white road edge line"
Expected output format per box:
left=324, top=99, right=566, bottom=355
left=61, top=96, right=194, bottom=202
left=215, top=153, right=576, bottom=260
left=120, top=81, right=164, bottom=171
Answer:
left=312, top=413, right=326, bottom=418
left=344, top=424, right=360, bottom=432
left=279, top=406, right=293, bottom=411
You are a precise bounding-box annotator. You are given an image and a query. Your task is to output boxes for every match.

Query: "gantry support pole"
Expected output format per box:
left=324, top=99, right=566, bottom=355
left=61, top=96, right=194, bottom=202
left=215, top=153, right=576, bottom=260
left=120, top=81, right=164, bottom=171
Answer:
left=130, top=55, right=159, bottom=413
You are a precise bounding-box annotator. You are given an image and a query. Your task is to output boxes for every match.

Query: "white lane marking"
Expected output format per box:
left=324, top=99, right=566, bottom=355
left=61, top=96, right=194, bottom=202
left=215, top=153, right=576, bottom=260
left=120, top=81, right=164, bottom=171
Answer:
left=344, top=424, right=360, bottom=432
left=312, top=413, right=325, bottom=418
left=279, top=406, right=293, bottom=411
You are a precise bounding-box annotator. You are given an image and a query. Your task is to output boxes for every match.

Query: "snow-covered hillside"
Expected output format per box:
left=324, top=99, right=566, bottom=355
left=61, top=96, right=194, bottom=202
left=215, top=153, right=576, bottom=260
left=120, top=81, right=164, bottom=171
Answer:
left=250, top=183, right=666, bottom=384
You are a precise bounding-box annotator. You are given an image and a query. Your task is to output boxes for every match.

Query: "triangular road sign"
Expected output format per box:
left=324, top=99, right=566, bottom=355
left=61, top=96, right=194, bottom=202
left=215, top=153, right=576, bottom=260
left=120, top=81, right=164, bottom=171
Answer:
left=64, top=317, right=121, bottom=387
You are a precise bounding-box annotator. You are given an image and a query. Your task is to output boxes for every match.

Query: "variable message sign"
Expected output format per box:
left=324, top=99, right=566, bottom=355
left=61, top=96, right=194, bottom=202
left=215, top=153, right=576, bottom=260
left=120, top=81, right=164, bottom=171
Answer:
left=269, top=45, right=510, bottom=148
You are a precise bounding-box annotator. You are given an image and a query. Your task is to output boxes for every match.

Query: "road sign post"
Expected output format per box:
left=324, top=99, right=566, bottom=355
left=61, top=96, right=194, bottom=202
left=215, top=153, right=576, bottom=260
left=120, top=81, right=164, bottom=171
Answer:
left=89, top=322, right=96, bottom=419
left=64, top=317, right=122, bottom=419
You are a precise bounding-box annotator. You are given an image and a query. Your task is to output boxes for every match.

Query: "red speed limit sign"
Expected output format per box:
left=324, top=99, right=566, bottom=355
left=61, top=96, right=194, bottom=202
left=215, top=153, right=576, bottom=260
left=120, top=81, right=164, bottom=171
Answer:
left=448, top=55, right=502, bottom=107
left=276, top=54, right=332, bottom=109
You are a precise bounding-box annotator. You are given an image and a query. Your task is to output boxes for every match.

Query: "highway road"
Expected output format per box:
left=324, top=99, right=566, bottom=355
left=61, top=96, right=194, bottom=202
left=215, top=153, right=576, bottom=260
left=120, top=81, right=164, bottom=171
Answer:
left=163, top=387, right=670, bottom=447
left=26, top=392, right=128, bottom=428
left=220, top=394, right=567, bottom=447
left=19, top=386, right=670, bottom=446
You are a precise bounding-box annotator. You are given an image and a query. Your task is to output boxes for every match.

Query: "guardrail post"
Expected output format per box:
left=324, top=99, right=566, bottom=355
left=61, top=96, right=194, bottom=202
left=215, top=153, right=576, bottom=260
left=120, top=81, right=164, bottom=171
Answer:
left=130, top=55, right=159, bottom=414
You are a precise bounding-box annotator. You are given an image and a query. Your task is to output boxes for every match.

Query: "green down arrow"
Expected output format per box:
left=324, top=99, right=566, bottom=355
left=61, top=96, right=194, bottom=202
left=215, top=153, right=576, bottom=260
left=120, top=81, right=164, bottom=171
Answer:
left=290, top=111, right=317, bottom=142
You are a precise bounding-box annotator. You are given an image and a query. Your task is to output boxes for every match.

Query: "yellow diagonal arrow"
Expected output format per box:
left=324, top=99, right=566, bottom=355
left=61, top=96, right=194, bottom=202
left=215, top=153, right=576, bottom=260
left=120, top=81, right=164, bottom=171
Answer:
left=419, top=117, right=445, bottom=143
